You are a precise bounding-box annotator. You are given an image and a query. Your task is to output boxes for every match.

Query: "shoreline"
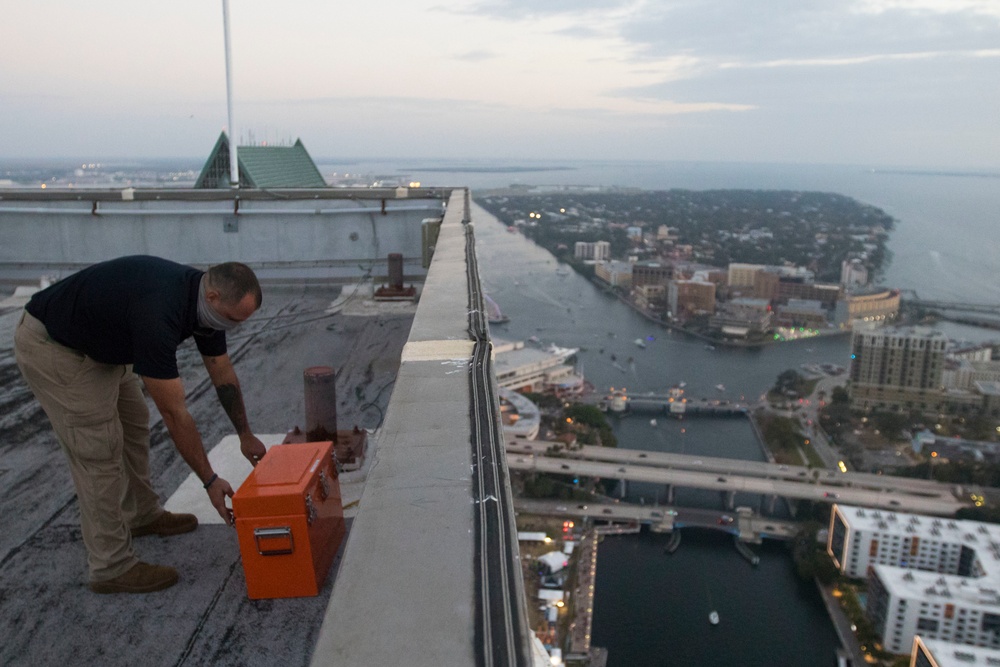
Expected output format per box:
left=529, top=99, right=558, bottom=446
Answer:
left=588, top=275, right=853, bottom=350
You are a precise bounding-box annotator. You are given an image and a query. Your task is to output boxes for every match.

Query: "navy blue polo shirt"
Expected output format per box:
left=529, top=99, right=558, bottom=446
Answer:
left=26, top=255, right=227, bottom=380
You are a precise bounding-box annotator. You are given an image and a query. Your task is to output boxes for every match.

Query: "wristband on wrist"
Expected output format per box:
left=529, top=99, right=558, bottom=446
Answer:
left=203, top=473, right=219, bottom=490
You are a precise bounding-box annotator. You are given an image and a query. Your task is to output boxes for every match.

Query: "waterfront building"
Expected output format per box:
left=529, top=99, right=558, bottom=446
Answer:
left=668, top=279, right=716, bottom=320
left=574, top=240, right=610, bottom=261
left=493, top=339, right=583, bottom=395
left=835, top=288, right=901, bottom=329
left=775, top=298, right=829, bottom=329
left=594, top=260, right=633, bottom=289
left=709, top=298, right=773, bottom=338
left=631, top=260, right=673, bottom=288
left=633, top=284, right=668, bottom=314
left=777, top=277, right=841, bottom=307
left=829, top=505, right=1000, bottom=654
left=911, top=637, right=1000, bottom=666
left=849, top=326, right=947, bottom=412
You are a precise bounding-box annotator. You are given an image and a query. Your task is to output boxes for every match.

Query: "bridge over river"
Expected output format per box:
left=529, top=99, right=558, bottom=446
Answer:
left=506, top=440, right=969, bottom=516
left=603, top=390, right=751, bottom=417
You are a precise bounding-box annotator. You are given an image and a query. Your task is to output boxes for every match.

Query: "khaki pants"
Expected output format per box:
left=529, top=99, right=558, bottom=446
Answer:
left=14, top=311, right=162, bottom=582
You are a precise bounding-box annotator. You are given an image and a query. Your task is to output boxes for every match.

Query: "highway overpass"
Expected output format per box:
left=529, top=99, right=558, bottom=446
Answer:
left=506, top=440, right=969, bottom=516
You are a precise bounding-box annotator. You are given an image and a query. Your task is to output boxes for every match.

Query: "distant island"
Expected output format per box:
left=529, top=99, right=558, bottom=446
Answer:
left=399, top=165, right=575, bottom=174
left=477, top=188, right=898, bottom=346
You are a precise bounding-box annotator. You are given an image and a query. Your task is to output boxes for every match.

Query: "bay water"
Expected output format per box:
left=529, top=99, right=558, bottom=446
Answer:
left=324, top=158, right=998, bottom=665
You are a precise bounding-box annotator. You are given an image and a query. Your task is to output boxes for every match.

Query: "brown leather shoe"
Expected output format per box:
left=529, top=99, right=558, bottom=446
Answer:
left=131, top=511, right=198, bottom=537
left=88, top=561, right=179, bottom=594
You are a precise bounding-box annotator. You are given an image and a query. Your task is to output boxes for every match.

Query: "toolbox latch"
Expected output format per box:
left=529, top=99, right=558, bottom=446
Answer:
left=254, top=527, right=294, bottom=556
left=318, top=470, right=332, bottom=500
left=305, top=494, right=318, bottom=526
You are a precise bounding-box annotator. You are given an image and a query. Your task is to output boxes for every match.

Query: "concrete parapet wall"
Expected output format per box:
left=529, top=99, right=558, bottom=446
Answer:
left=0, top=189, right=446, bottom=284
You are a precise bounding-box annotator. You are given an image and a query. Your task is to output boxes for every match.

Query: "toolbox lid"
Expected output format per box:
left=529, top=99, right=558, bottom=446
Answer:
left=233, top=441, right=334, bottom=518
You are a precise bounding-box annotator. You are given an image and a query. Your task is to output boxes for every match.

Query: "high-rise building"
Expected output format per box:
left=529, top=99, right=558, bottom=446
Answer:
left=849, top=326, right=947, bottom=412
left=910, top=637, right=1000, bottom=666
left=573, top=240, right=610, bottom=261
left=668, top=280, right=716, bottom=320
left=841, top=258, right=870, bottom=288
left=727, top=263, right=766, bottom=289
left=830, top=505, right=1000, bottom=654
left=631, top=260, right=672, bottom=288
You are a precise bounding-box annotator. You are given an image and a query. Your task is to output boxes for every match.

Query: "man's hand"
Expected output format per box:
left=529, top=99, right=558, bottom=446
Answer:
left=206, top=476, right=236, bottom=525
left=240, top=434, right=267, bottom=466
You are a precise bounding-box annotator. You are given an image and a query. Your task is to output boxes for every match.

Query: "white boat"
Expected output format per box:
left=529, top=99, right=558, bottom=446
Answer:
left=715, top=384, right=726, bottom=391
left=650, top=418, right=658, bottom=426
left=709, top=611, right=719, bottom=625
left=678, top=381, right=687, bottom=388
left=634, top=338, right=646, bottom=348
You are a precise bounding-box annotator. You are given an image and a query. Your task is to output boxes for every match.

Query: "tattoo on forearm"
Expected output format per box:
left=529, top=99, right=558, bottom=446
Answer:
left=216, top=383, right=250, bottom=435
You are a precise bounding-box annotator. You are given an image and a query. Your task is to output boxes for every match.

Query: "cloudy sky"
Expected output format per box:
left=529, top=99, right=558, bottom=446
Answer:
left=2, top=0, right=998, bottom=167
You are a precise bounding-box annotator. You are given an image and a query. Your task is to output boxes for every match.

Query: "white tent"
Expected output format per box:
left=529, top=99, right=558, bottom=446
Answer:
left=537, top=550, right=568, bottom=574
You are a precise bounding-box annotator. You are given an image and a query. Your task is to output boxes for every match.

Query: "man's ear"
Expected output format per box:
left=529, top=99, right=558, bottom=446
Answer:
left=205, top=286, right=222, bottom=303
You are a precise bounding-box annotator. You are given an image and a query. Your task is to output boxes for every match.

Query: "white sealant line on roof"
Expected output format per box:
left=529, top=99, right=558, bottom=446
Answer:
left=400, top=339, right=475, bottom=362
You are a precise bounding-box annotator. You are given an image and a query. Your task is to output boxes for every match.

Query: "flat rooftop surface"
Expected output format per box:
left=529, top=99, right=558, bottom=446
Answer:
left=0, top=284, right=415, bottom=666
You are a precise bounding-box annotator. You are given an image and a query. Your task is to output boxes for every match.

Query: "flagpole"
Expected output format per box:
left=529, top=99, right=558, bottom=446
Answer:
left=222, top=0, right=239, bottom=189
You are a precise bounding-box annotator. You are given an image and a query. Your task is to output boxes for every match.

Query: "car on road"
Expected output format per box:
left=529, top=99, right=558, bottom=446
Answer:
left=618, top=467, right=627, bottom=473
left=602, top=508, right=613, bottom=515
left=717, top=476, right=727, bottom=482
left=578, top=504, right=588, bottom=510
left=824, top=492, right=839, bottom=499
left=718, top=515, right=734, bottom=525
left=560, top=464, right=570, bottom=470
left=889, top=500, right=900, bottom=506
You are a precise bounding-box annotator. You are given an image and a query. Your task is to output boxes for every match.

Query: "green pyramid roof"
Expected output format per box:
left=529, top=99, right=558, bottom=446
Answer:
left=195, top=132, right=326, bottom=188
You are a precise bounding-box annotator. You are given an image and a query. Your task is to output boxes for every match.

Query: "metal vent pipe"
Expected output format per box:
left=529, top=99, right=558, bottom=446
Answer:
left=304, top=366, right=338, bottom=442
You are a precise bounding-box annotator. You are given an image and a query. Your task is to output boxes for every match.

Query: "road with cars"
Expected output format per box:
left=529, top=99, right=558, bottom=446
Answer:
left=506, top=440, right=968, bottom=516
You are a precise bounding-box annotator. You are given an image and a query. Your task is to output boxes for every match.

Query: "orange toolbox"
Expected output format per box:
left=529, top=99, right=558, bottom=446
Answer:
left=232, top=441, right=346, bottom=599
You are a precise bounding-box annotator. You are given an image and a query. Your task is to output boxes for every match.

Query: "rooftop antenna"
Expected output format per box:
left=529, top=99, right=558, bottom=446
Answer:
left=222, top=0, right=239, bottom=189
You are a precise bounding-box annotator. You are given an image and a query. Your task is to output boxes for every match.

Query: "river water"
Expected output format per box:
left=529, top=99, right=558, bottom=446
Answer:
left=326, top=158, right=999, bottom=665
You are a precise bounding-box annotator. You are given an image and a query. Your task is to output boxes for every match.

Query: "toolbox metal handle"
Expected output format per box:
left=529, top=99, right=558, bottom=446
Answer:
left=254, top=527, right=294, bottom=556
